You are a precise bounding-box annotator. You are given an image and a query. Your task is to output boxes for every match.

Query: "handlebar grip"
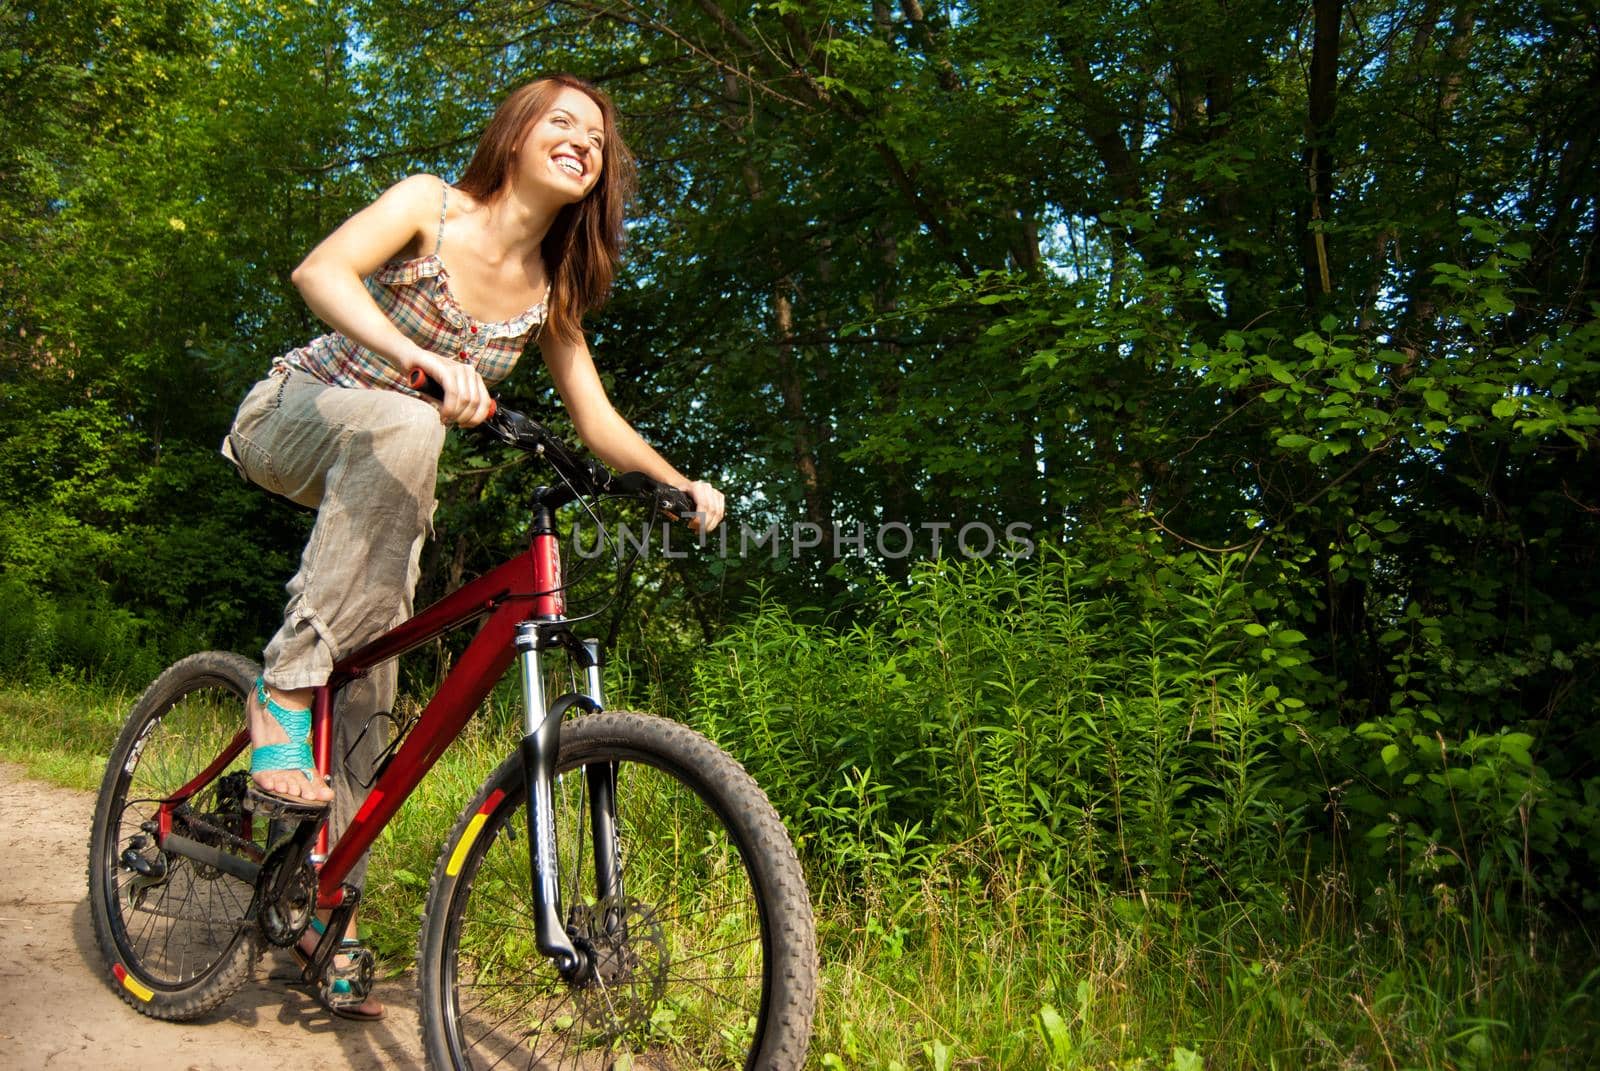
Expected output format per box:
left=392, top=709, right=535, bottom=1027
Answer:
left=407, top=368, right=497, bottom=419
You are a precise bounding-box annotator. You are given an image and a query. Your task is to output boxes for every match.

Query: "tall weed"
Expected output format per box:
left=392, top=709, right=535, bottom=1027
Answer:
left=694, top=548, right=1297, bottom=911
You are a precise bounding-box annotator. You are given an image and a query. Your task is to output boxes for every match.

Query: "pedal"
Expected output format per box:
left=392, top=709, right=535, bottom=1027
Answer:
left=319, top=943, right=375, bottom=1011
left=244, top=785, right=329, bottom=821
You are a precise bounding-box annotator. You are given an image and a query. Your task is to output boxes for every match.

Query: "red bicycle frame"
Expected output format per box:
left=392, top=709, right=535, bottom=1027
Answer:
left=151, top=385, right=691, bottom=990
left=154, top=517, right=568, bottom=893
left=308, top=522, right=566, bottom=906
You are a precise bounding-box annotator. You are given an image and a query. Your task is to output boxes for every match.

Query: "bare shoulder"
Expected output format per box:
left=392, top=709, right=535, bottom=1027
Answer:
left=367, top=174, right=449, bottom=257
left=443, top=182, right=489, bottom=219
left=381, top=173, right=449, bottom=214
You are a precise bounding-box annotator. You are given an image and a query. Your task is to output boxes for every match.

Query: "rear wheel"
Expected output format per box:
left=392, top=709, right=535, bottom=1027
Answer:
left=87, top=651, right=265, bottom=1019
left=419, top=712, right=817, bottom=1070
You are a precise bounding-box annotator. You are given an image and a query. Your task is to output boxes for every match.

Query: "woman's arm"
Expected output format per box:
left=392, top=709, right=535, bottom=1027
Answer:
left=289, top=174, right=493, bottom=427
left=541, top=332, right=726, bottom=531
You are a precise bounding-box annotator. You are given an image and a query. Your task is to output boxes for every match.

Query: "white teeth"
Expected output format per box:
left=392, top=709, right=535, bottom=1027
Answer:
left=556, top=157, right=581, bottom=175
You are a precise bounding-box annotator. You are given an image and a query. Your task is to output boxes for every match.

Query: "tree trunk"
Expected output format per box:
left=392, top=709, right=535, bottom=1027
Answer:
left=1301, top=0, right=1342, bottom=308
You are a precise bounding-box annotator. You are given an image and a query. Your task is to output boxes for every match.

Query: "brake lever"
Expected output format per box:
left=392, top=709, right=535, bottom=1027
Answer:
left=614, top=471, right=697, bottom=517
left=475, top=408, right=525, bottom=448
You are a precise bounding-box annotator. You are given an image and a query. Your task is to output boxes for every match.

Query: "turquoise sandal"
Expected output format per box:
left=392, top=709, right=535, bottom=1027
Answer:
left=249, top=677, right=330, bottom=809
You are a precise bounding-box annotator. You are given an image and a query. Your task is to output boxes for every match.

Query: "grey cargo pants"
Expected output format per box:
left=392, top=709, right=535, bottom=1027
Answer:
left=223, top=368, right=446, bottom=889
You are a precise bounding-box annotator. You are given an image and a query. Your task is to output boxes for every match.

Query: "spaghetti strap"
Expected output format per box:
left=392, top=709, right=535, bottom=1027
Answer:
left=434, top=181, right=449, bottom=256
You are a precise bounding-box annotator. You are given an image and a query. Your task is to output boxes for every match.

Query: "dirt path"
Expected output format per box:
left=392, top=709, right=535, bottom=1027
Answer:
left=0, top=763, right=426, bottom=1070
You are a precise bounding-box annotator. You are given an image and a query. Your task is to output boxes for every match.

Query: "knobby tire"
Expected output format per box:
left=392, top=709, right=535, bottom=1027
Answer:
left=418, top=711, right=817, bottom=1070
left=87, top=651, right=264, bottom=1020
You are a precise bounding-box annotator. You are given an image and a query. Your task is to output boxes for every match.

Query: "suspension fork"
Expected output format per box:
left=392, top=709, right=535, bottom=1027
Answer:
left=578, top=637, right=623, bottom=906
left=514, top=625, right=615, bottom=976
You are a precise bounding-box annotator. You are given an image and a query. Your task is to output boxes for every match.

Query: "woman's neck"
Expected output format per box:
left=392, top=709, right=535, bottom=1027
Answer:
left=481, top=178, right=567, bottom=264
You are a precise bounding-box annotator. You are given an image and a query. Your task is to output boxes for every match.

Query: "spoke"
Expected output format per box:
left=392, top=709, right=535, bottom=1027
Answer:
left=464, top=966, right=569, bottom=1050
left=463, top=911, right=536, bottom=933
left=220, top=876, right=252, bottom=926
left=459, top=981, right=565, bottom=990
left=464, top=891, right=539, bottom=928
left=665, top=933, right=762, bottom=969
left=470, top=986, right=579, bottom=1071
left=206, top=879, right=246, bottom=944
left=665, top=970, right=762, bottom=986
left=131, top=871, right=168, bottom=956
left=647, top=896, right=756, bottom=928
left=467, top=989, right=540, bottom=1063
left=477, top=853, right=534, bottom=912
left=666, top=974, right=759, bottom=1019
left=157, top=866, right=197, bottom=976
left=528, top=1008, right=580, bottom=1071
left=587, top=967, right=622, bottom=1035
left=472, top=1023, right=532, bottom=1071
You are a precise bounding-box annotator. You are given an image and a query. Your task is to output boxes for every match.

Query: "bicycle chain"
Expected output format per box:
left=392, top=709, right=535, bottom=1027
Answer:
left=177, top=809, right=264, bottom=859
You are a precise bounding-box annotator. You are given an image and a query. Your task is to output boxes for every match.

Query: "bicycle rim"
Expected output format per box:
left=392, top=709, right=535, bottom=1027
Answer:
left=436, top=726, right=784, bottom=1068
left=93, top=657, right=263, bottom=994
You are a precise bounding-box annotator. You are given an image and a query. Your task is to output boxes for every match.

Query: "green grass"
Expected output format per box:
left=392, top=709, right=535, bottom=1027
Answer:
left=6, top=673, right=1596, bottom=1069
left=798, top=860, right=1600, bottom=1070
left=0, top=677, right=131, bottom=791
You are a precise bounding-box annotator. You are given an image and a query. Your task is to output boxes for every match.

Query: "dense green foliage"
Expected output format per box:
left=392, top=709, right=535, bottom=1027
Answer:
left=692, top=558, right=1595, bottom=1066
left=3, top=0, right=1598, bottom=1066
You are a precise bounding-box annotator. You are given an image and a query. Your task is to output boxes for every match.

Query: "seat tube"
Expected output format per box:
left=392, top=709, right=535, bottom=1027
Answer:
left=515, top=622, right=579, bottom=973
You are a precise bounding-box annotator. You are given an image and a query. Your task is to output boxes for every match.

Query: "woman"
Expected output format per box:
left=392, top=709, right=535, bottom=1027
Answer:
left=222, top=74, right=723, bottom=1019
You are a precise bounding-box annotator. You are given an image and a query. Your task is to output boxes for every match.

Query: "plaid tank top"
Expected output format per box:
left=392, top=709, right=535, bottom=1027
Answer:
left=273, top=182, right=546, bottom=393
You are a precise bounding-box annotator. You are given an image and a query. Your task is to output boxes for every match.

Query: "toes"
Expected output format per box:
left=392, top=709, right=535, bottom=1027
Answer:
left=252, top=770, right=330, bottom=800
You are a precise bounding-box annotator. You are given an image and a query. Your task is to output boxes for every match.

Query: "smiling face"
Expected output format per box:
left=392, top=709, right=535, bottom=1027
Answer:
left=456, top=75, right=637, bottom=344
left=516, top=86, right=607, bottom=204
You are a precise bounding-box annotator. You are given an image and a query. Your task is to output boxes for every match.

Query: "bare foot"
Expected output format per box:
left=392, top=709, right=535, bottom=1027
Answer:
left=247, top=681, right=335, bottom=803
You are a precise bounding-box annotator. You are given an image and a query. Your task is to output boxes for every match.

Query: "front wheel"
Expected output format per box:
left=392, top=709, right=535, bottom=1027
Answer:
left=418, top=712, right=817, bottom=1070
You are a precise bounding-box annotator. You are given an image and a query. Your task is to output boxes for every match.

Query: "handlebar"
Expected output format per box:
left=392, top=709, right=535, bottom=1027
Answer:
left=407, top=369, right=696, bottom=517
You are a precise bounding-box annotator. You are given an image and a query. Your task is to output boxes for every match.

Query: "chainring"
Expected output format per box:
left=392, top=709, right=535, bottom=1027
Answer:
left=256, top=844, right=317, bottom=947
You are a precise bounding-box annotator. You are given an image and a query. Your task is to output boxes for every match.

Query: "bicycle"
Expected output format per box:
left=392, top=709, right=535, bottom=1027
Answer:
left=86, top=372, right=818, bottom=1070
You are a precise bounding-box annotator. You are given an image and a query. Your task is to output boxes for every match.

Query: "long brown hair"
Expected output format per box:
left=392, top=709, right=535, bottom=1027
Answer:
left=456, top=75, right=636, bottom=344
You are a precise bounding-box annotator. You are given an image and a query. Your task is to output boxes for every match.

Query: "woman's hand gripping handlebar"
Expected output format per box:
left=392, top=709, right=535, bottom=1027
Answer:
left=407, top=369, right=697, bottom=517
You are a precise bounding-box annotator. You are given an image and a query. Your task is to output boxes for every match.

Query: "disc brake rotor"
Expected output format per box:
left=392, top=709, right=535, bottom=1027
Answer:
left=567, top=895, right=669, bottom=1039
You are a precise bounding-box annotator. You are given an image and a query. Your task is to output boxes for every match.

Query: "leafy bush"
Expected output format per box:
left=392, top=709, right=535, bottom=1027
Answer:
left=685, top=547, right=1599, bottom=1066
left=0, top=577, right=192, bottom=685
left=691, top=544, right=1594, bottom=928
left=694, top=550, right=1289, bottom=899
